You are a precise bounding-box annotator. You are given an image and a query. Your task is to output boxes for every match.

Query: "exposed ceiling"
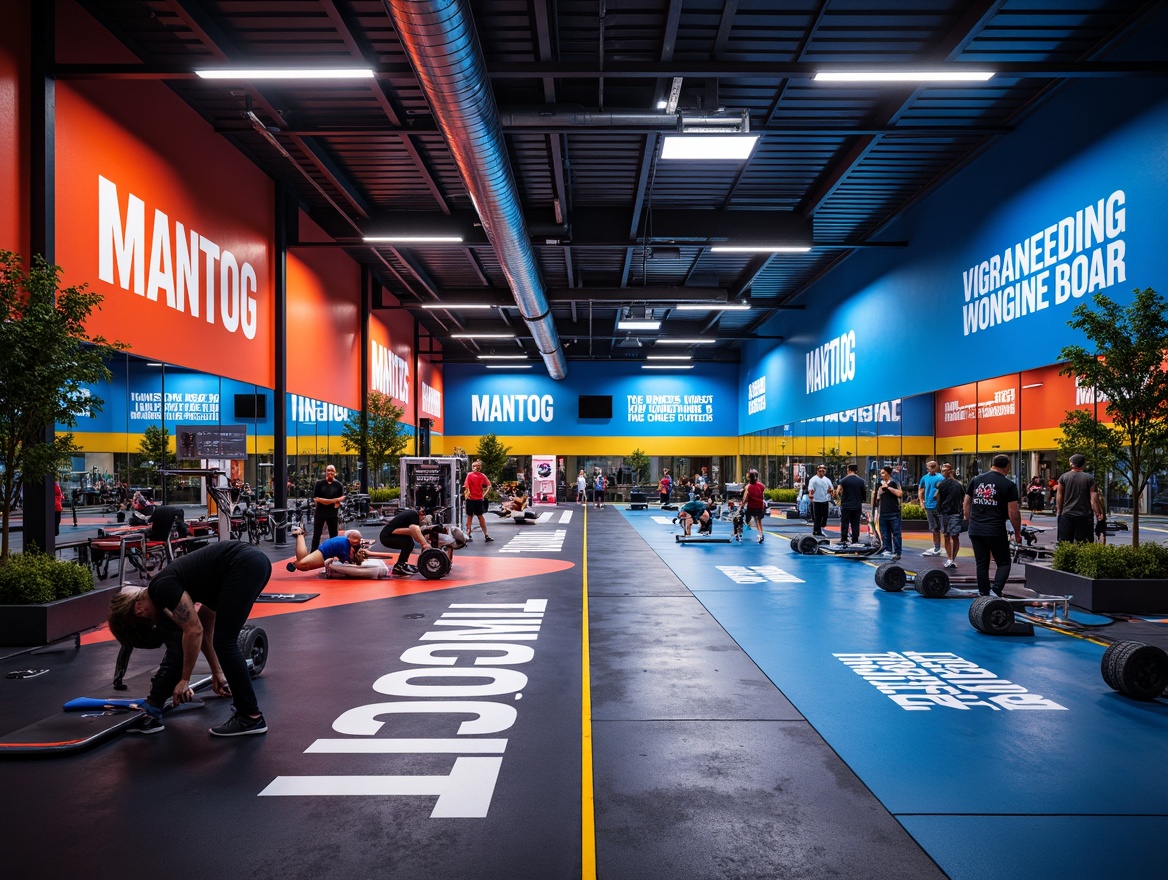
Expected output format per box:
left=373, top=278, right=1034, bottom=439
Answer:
left=68, top=0, right=1166, bottom=372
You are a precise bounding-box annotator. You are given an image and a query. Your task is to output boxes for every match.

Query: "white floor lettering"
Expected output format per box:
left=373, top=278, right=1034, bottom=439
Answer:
left=500, top=529, right=567, bottom=553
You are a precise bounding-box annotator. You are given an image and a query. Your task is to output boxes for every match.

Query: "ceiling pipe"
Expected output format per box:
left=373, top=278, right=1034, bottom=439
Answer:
left=383, top=0, right=567, bottom=379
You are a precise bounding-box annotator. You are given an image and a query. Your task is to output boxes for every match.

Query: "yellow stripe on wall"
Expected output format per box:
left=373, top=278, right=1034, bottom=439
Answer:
left=438, top=436, right=741, bottom=456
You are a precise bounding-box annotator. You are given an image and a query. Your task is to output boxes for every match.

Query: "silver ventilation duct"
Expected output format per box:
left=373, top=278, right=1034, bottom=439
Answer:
left=384, top=0, right=567, bottom=380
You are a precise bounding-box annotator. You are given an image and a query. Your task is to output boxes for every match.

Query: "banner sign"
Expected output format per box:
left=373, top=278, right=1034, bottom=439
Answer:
left=176, top=424, right=247, bottom=459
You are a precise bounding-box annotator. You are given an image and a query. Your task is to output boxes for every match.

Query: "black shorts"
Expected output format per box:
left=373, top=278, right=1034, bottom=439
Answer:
left=466, top=498, right=488, bottom=516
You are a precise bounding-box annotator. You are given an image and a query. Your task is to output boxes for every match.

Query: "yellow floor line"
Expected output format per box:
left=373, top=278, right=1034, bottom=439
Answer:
left=581, top=508, right=597, bottom=880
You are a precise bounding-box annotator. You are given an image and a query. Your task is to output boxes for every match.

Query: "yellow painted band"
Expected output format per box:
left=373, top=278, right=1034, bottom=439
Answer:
left=581, top=506, right=597, bottom=878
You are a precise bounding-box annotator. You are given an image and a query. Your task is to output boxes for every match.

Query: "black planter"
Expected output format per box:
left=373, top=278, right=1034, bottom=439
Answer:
left=1025, top=565, right=1168, bottom=614
left=0, top=586, right=120, bottom=647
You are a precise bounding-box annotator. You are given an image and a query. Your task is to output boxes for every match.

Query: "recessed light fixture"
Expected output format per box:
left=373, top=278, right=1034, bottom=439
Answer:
left=710, top=245, right=812, bottom=253
left=814, top=70, right=994, bottom=83
left=642, top=364, right=694, bottom=370
left=196, top=68, right=375, bottom=80
left=451, top=333, right=516, bottom=339
left=654, top=338, right=716, bottom=345
left=477, top=355, right=528, bottom=360
left=674, top=303, right=751, bottom=311
left=421, top=303, right=495, bottom=310
left=660, top=135, right=759, bottom=161
left=146, top=362, right=164, bottom=367
left=486, top=364, right=533, bottom=369
left=364, top=235, right=463, bottom=243
left=646, top=355, right=692, bottom=361
left=616, top=320, right=662, bottom=331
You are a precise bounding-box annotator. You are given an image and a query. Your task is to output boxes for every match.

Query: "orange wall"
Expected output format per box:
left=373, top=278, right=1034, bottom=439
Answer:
left=0, top=2, right=29, bottom=256
left=369, top=309, right=418, bottom=425
left=54, top=78, right=275, bottom=387
left=287, top=212, right=361, bottom=409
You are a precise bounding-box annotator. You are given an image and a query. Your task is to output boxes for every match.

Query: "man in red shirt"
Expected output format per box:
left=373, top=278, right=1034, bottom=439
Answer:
left=463, top=459, right=494, bottom=543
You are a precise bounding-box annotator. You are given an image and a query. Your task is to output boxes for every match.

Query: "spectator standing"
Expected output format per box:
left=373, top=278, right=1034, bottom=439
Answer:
left=576, top=469, right=588, bottom=505
left=310, top=465, right=345, bottom=551
left=593, top=470, right=607, bottom=509
left=1056, top=454, right=1104, bottom=543
left=463, top=459, right=494, bottom=543
left=875, top=466, right=904, bottom=559
left=935, top=463, right=965, bottom=569
left=917, top=460, right=945, bottom=557
left=963, top=454, right=1022, bottom=597
left=53, top=480, right=63, bottom=536
left=835, top=464, right=867, bottom=546
left=807, top=465, right=835, bottom=538
left=658, top=469, right=672, bottom=506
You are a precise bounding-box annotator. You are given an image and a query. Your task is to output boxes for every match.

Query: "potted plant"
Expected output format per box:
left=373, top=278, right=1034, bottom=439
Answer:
left=1025, top=542, right=1168, bottom=614
left=0, top=550, right=118, bottom=646
left=899, top=502, right=932, bottom=532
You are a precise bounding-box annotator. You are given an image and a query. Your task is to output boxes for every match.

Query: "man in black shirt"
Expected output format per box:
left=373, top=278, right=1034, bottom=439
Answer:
left=107, top=541, right=272, bottom=737
left=934, top=463, right=966, bottom=569
left=371, top=507, right=433, bottom=576
left=311, top=464, right=346, bottom=551
left=963, top=454, right=1023, bottom=597
left=835, top=463, right=868, bottom=546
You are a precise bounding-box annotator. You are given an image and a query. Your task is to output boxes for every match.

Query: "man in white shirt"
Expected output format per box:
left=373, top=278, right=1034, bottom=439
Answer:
left=807, top=465, right=835, bottom=538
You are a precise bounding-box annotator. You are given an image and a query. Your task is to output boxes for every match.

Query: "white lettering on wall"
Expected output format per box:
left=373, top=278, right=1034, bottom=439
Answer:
left=471, top=394, right=554, bottom=423
left=97, top=175, right=259, bottom=339
left=805, top=331, right=857, bottom=394
left=371, top=339, right=410, bottom=403
left=422, top=382, right=442, bottom=418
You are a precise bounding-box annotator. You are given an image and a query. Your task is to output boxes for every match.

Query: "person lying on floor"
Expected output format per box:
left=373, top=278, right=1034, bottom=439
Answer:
left=287, top=526, right=364, bottom=573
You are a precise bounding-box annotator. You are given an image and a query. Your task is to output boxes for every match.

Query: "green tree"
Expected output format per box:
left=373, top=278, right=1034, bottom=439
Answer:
left=625, top=448, right=650, bottom=485
left=341, top=391, right=408, bottom=488
left=818, top=446, right=853, bottom=482
left=136, top=424, right=176, bottom=493
left=1058, top=287, right=1168, bottom=546
left=0, top=252, right=124, bottom=558
left=475, top=433, right=511, bottom=486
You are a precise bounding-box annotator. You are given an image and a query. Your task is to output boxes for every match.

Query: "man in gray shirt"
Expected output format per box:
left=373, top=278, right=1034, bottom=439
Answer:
left=1056, top=453, right=1104, bottom=543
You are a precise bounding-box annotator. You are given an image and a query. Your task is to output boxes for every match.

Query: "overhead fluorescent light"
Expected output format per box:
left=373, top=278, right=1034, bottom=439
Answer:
left=647, top=355, right=692, bottom=361
left=451, top=333, right=516, bottom=339
left=196, top=68, right=375, bottom=80
left=616, top=320, right=662, bottom=331
left=146, top=362, right=164, bottom=367
left=364, top=235, right=463, bottom=243
left=421, top=303, right=495, bottom=310
left=486, top=364, right=533, bottom=369
left=814, top=70, right=994, bottom=83
left=654, top=338, right=716, bottom=345
left=642, top=365, right=694, bottom=370
left=477, top=355, right=528, bottom=360
left=675, top=303, right=750, bottom=311
left=660, top=135, right=759, bottom=161
left=710, top=245, right=811, bottom=253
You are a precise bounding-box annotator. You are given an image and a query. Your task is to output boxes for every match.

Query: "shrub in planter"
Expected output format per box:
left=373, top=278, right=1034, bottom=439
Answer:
left=901, top=503, right=927, bottom=520
left=369, top=487, right=401, bottom=503
left=767, top=488, right=799, bottom=503
left=0, top=551, right=96, bottom=604
left=1053, top=541, right=1168, bottom=580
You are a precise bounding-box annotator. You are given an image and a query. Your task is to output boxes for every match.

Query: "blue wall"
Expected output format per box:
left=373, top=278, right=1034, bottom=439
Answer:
left=444, top=362, right=738, bottom=437
left=741, top=74, right=1168, bottom=432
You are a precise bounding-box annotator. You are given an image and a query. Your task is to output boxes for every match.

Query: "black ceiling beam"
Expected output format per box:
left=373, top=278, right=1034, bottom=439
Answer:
left=406, top=287, right=730, bottom=306
left=51, top=61, right=1168, bottom=80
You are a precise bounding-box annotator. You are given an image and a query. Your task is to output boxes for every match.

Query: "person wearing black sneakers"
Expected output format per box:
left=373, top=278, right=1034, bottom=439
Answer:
left=107, top=541, right=271, bottom=737
left=371, top=506, right=433, bottom=576
left=463, top=459, right=494, bottom=543
left=963, top=454, right=1023, bottom=597
left=835, top=463, right=868, bottom=546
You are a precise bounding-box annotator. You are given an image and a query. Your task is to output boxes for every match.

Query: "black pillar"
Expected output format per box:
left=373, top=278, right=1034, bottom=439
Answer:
left=359, top=266, right=369, bottom=492
left=272, top=182, right=292, bottom=544
left=24, top=0, right=56, bottom=553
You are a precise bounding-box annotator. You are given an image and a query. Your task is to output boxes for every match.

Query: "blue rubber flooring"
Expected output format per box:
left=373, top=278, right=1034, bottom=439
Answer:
left=622, top=509, right=1168, bottom=880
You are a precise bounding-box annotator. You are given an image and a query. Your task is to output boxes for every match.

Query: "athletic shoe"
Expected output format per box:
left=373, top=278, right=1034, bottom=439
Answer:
left=921, top=548, right=942, bottom=557
left=943, top=560, right=957, bottom=569
left=837, top=542, right=849, bottom=548
left=210, top=712, right=267, bottom=737
left=404, top=563, right=418, bottom=573
left=891, top=555, right=901, bottom=561
left=127, top=715, right=164, bottom=735
left=757, top=536, right=764, bottom=544
left=484, top=535, right=494, bottom=543
left=286, top=562, right=297, bottom=573
left=880, top=551, right=895, bottom=558
left=392, top=563, right=412, bottom=577
left=466, top=534, right=473, bottom=542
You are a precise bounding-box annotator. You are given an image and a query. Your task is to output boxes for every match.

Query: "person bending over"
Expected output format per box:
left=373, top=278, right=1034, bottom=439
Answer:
left=287, top=526, right=363, bottom=573
left=678, top=498, right=710, bottom=537
left=369, top=507, right=432, bottom=576
left=106, top=541, right=271, bottom=737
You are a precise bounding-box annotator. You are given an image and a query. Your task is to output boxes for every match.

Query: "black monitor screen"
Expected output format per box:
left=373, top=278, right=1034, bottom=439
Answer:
left=234, top=393, right=267, bottom=420
left=578, top=395, right=612, bottom=419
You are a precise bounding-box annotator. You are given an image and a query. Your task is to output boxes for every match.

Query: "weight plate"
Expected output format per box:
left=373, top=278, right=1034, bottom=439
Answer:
left=916, top=568, right=951, bottom=599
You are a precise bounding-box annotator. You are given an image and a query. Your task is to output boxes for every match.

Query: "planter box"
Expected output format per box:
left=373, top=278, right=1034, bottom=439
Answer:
left=901, top=519, right=931, bottom=532
left=1025, top=565, right=1168, bottom=614
left=0, top=586, right=120, bottom=647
